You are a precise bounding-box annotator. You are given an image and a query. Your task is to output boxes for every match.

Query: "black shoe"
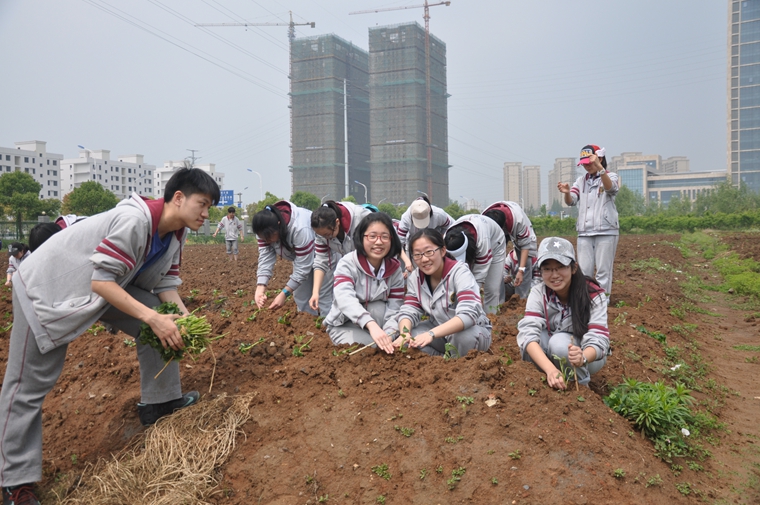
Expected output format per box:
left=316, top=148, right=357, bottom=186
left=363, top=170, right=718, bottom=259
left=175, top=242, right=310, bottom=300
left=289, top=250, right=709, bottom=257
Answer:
left=137, top=391, right=200, bottom=426
left=3, top=484, right=39, bottom=505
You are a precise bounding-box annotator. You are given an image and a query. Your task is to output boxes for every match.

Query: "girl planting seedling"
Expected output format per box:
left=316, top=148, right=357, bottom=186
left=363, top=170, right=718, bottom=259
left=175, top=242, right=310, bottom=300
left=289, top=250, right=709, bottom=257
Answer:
left=323, top=213, right=405, bottom=354
left=516, top=237, right=610, bottom=390
left=392, top=229, right=491, bottom=357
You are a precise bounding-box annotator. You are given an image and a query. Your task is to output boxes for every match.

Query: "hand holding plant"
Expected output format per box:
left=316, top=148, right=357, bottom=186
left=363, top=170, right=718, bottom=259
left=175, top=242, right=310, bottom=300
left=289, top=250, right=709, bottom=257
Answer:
left=254, top=285, right=267, bottom=308
left=367, top=322, right=394, bottom=354
left=567, top=344, right=585, bottom=367
left=547, top=366, right=566, bottom=390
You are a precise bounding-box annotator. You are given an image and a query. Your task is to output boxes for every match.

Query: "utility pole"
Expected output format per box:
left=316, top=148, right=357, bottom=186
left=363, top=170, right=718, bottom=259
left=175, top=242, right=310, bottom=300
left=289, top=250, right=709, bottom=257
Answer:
left=186, top=149, right=200, bottom=167
left=350, top=1, right=451, bottom=204
left=236, top=192, right=243, bottom=208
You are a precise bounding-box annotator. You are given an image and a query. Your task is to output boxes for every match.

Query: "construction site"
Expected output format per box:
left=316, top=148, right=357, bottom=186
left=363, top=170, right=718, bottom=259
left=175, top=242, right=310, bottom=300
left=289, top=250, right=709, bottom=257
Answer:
left=291, top=21, right=449, bottom=207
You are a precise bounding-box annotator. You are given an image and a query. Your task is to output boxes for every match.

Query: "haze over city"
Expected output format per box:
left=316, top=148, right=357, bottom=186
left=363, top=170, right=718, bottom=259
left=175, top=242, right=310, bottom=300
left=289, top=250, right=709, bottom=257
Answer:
left=0, top=0, right=727, bottom=207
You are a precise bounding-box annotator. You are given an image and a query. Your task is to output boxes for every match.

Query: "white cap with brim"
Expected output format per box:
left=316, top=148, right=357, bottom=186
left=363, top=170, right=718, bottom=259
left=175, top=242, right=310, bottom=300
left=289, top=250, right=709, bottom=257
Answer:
left=410, top=200, right=431, bottom=229
left=447, top=232, right=468, bottom=263
left=536, top=237, right=576, bottom=267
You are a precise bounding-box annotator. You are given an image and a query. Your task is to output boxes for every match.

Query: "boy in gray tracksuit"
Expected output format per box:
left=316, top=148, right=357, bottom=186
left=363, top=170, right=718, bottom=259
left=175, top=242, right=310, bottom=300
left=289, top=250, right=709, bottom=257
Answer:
left=558, top=144, right=619, bottom=295
left=213, top=206, right=244, bottom=261
left=0, top=167, right=219, bottom=500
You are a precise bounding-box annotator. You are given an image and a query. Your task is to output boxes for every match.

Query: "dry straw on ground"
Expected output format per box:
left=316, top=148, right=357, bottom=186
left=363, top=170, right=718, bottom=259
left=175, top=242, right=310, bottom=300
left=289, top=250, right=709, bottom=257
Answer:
left=57, top=393, right=254, bottom=505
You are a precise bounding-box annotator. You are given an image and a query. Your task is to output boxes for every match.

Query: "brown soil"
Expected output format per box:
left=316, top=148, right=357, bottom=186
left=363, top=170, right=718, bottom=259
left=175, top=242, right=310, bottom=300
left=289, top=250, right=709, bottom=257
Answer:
left=1, top=233, right=758, bottom=504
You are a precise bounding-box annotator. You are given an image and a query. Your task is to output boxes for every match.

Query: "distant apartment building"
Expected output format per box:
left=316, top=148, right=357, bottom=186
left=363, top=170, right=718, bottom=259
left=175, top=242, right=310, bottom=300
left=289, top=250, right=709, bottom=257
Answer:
left=0, top=141, right=63, bottom=200
left=523, top=165, right=541, bottom=212
left=618, top=166, right=727, bottom=206
left=369, top=22, right=449, bottom=207
left=61, top=149, right=154, bottom=200
left=503, top=162, right=522, bottom=203
left=155, top=161, right=224, bottom=199
left=727, top=0, right=760, bottom=192
left=290, top=34, right=370, bottom=202
left=548, top=157, right=577, bottom=209
left=608, top=152, right=689, bottom=174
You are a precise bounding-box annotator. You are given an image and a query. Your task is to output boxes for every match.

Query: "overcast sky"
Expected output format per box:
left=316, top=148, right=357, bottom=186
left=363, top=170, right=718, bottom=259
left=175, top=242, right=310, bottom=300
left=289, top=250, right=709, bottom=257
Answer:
left=0, top=0, right=728, bottom=207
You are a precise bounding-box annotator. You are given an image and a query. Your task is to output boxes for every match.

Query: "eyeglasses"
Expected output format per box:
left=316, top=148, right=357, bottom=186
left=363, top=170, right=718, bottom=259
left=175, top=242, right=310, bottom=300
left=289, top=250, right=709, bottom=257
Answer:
left=364, top=233, right=391, bottom=242
left=411, top=247, right=441, bottom=260
left=540, top=265, right=571, bottom=275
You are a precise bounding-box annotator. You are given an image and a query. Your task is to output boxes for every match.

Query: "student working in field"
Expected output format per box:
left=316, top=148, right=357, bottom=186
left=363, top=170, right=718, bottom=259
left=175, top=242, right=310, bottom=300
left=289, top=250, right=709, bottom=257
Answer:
left=395, top=195, right=453, bottom=274
left=4, top=243, right=29, bottom=287
left=213, top=206, right=244, bottom=261
left=252, top=201, right=332, bottom=316
left=393, top=229, right=492, bottom=358
left=0, top=168, right=219, bottom=504
left=309, top=200, right=372, bottom=314
left=324, top=212, right=406, bottom=353
left=516, top=237, right=610, bottom=390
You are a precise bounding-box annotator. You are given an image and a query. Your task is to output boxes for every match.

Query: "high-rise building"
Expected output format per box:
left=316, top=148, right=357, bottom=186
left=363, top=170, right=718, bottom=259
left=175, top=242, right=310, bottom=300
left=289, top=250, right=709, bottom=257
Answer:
left=368, top=22, right=449, bottom=207
left=0, top=141, right=63, bottom=200
left=728, top=0, right=760, bottom=191
left=290, top=35, right=370, bottom=203
left=548, top=158, right=577, bottom=209
left=155, top=161, right=224, bottom=199
left=523, top=165, right=541, bottom=212
left=503, top=162, right=522, bottom=203
left=61, top=148, right=154, bottom=200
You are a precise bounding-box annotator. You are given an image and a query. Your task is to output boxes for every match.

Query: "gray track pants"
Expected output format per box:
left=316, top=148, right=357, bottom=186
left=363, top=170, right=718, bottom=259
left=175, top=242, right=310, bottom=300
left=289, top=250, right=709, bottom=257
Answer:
left=294, top=269, right=333, bottom=316
left=523, top=330, right=607, bottom=385
left=411, top=320, right=492, bottom=358
left=483, top=247, right=507, bottom=314
left=576, top=235, right=618, bottom=295
left=0, top=286, right=182, bottom=486
left=327, top=300, right=390, bottom=346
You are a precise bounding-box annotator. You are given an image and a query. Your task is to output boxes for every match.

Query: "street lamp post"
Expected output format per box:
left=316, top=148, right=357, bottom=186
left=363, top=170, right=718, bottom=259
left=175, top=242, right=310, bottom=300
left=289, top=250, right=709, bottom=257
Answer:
left=354, top=180, right=368, bottom=204
left=246, top=169, right=263, bottom=201
left=321, top=193, right=331, bottom=204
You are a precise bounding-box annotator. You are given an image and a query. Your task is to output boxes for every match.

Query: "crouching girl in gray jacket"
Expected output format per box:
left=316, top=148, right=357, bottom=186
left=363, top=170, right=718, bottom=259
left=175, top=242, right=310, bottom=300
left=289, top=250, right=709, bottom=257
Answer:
left=393, top=229, right=492, bottom=358
left=324, top=213, right=405, bottom=354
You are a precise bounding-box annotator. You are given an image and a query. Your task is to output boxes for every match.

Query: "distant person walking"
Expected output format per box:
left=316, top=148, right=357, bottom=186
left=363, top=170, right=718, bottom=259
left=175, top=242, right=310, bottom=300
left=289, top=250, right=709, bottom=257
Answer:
left=213, top=206, right=244, bottom=261
left=557, top=144, right=619, bottom=295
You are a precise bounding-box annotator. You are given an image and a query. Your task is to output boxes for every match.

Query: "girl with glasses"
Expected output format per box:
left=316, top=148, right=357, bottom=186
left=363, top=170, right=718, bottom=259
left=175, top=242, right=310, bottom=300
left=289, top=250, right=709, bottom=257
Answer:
left=392, top=229, right=492, bottom=357
left=516, top=237, right=610, bottom=390
left=309, top=200, right=372, bottom=314
left=323, top=213, right=405, bottom=353
left=252, top=201, right=332, bottom=315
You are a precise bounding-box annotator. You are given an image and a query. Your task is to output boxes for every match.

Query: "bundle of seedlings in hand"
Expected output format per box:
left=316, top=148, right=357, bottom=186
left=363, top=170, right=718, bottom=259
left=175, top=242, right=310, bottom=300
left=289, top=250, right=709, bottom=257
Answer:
left=138, top=302, right=220, bottom=377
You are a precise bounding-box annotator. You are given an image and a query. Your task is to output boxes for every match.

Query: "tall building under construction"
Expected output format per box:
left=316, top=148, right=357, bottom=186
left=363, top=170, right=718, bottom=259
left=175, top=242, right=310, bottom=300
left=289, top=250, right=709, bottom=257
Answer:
left=368, top=23, right=449, bottom=207
left=290, top=35, right=370, bottom=202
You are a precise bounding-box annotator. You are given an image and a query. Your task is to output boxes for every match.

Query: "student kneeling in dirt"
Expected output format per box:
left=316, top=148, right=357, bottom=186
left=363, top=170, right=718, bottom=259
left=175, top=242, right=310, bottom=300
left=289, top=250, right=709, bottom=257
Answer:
left=0, top=168, right=219, bottom=504
left=324, top=212, right=405, bottom=354
left=516, top=237, right=610, bottom=390
left=392, top=229, right=492, bottom=357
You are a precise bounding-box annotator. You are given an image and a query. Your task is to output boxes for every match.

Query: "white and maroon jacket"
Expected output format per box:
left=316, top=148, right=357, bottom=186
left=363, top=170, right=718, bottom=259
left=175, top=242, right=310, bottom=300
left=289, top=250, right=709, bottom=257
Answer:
left=395, top=257, right=491, bottom=332
left=503, top=249, right=540, bottom=285
left=516, top=280, right=610, bottom=362
left=446, top=214, right=506, bottom=286
left=324, top=251, right=405, bottom=332
left=397, top=202, right=453, bottom=246
left=482, top=201, right=537, bottom=257
left=313, top=201, right=371, bottom=273
left=255, top=200, right=315, bottom=293
left=568, top=172, right=620, bottom=236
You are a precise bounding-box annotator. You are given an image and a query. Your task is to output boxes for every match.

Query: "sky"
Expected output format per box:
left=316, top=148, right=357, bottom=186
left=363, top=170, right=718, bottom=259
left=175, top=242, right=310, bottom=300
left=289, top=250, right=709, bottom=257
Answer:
left=0, top=0, right=728, bottom=208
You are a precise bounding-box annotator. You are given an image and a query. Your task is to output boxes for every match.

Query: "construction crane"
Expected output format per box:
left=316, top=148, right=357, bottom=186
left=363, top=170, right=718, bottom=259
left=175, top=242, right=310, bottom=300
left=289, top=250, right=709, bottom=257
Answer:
left=350, top=1, right=451, bottom=203
left=196, top=12, right=315, bottom=192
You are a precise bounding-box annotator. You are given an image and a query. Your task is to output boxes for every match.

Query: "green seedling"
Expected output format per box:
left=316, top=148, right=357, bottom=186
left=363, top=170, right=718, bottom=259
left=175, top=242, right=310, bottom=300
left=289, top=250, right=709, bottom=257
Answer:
left=443, top=342, right=459, bottom=360
left=577, top=396, right=585, bottom=402
left=394, top=426, right=414, bottom=437
left=436, top=465, right=443, bottom=473
left=447, top=467, right=466, bottom=490
left=86, top=324, right=106, bottom=335
left=528, top=389, right=537, bottom=396
left=265, top=289, right=282, bottom=298
left=235, top=289, right=246, bottom=298
left=419, top=468, right=427, bottom=480
left=376, top=496, right=385, bottom=505
left=318, top=495, right=329, bottom=503
left=278, top=311, right=292, bottom=326
left=213, top=296, right=227, bottom=305
left=292, top=336, right=313, bottom=357
left=508, top=450, right=521, bottom=460
left=491, top=477, right=498, bottom=485
left=645, top=474, right=663, bottom=487
left=371, top=463, right=391, bottom=480
left=613, top=468, right=625, bottom=478
left=186, top=289, right=199, bottom=302
left=70, top=454, right=78, bottom=465
left=552, top=354, right=576, bottom=384
left=220, top=309, right=232, bottom=318
left=671, top=464, right=683, bottom=476
left=123, top=338, right=136, bottom=348
left=212, top=289, right=221, bottom=297
left=456, top=396, right=475, bottom=405
left=247, top=307, right=263, bottom=322
left=315, top=316, right=325, bottom=329
left=238, top=338, right=266, bottom=354
left=332, top=344, right=359, bottom=356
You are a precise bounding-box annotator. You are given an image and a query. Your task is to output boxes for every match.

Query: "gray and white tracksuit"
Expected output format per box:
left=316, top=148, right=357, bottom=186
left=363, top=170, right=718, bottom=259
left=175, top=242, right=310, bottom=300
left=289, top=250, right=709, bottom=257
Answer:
left=256, top=201, right=331, bottom=315
left=516, top=281, right=610, bottom=384
left=394, top=257, right=492, bottom=357
left=313, top=201, right=372, bottom=274
left=396, top=204, right=453, bottom=248
left=483, top=201, right=537, bottom=299
left=446, top=214, right=507, bottom=314
left=324, top=252, right=405, bottom=345
left=6, top=251, right=29, bottom=276
left=216, top=215, right=243, bottom=255
left=0, top=194, right=187, bottom=486
left=568, top=172, right=620, bottom=294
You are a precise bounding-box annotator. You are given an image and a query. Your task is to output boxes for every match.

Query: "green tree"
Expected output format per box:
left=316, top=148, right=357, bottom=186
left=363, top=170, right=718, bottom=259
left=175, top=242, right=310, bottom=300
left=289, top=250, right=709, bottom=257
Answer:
left=443, top=201, right=467, bottom=220
left=246, top=191, right=281, bottom=217
left=0, top=171, right=44, bottom=239
left=208, top=206, right=224, bottom=222
left=377, top=202, right=401, bottom=220
left=549, top=199, right=563, bottom=215
left=664, top=193, right=692, bottom=216
left=539, top=204, right=547, bottom=217
left=693, top=181, right=759, bottom=216
left=615, top=185, right=646, bottom=217
left=62, top=181, right=119, bottom=216
left=291, top=191, right=321, bottom=211
left=341, top=195, right=357, bottom=204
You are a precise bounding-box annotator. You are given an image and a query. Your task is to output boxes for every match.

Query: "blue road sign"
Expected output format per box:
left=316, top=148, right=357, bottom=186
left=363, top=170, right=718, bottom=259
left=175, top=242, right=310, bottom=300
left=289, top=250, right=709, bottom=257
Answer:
left=218, top=190, right=234, bottom=207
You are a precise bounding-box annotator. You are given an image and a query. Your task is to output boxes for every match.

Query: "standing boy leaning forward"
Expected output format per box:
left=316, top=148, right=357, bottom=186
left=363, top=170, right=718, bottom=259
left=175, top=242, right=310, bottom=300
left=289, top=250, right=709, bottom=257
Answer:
left=213, top=206, right=244, bottom=261
left=0, top=168, right=220, bottom=504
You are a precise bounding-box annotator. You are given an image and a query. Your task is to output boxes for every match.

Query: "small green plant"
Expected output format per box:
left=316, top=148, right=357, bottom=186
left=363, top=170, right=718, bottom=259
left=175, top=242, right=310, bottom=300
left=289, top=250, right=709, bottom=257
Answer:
left=487, top=449, right=495, bottom=455
left=436, top=465, right=443, bottom=473
left=213, top=296, right=228, bottom=305
left=70, top=454, right=78, bottom=465
left=247, top=307, right=263, bottom=321
left=318, top=495, right=329, bottom=503
left=687, top=461, right=704, bottom=472
left=235, top=289, right=246, bottom=298
left=615, top=300, right=626, bottom=308
left=671, top=464, right=683, bottom=476
left=123, top=338, right=136, bottom=347
left=86, top=324, right=106, bottom=335
left=613, top=468, right=625, bottom=478
left=212, top=289, right=221, bottom=297
left=613, top=311, right=628, bottom=325
left=447, top=467, right=466, bottom=490
left=338, top=389, right=345, bottom=397
left=315, top=316, right=325, bottom=329
left=305, top=475, right=313, bottom=485
left=675, top=482, right=692, bottom=495
left=508, top=450, right=521, bottom=460
left=278, top=311, right=292, bottom=326
left=443, top=342, right=460, bottom=360
left=220, top=309, right=232, bottom=318
left=456, top=396, right=474, bottom=405
left=577, top=396, right=585, bottom=402
left=746, top=355, right=758, bottom=363
left=637, top=325, right=667, bottom=345
left=376, top=496, right=385, bottom=504
left=238, top=338, right=265, bottom=354
left=332, top=344, right=358, bottom=356
left=645, top=474, right=663, bottom=487
left=528, top=389, right=537, bottom=396
left=444, top=437, right=458, bottom=444
left=394, top=426, right=415, bottom=437
left=733, top=344, right=760, bottom=352
left=419, top=468, right=427, bottom=480
left=371, top=463, right=391, bottom=480
left=491, top=477, right=498, bottom=485
left=552, top=354, right=576, bottom=385
left=186, top=289, right=199, bottom=302
left=292, top=335, right=313, bottom=357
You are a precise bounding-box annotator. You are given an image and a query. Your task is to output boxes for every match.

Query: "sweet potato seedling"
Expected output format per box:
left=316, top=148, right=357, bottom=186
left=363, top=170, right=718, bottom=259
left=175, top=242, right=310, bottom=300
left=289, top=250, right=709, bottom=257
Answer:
left=247, top=307, right=263, bottom=322
left=371, top=463, right=391, bottom=480
left=278, top=311, right=292, bottom=326
left=238, top=338, right=266, bottom=354
left=292, top=335, right=313, bottom=357
left=447, top=467, right=466, bottom=490
left=332, top=344, right=358, bottom=356
left=443, top=342, right=459, bottom=360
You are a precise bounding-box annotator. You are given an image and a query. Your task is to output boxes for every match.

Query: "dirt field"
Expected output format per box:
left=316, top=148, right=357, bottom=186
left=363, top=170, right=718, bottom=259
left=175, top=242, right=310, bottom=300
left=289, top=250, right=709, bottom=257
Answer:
left=1, top=233, right=759, bottom=504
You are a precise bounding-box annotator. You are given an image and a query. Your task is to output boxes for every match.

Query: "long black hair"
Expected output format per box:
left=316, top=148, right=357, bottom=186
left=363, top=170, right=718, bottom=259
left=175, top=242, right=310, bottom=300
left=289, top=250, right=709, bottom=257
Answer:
left=443, top=224, right=477, bottom=267
left=311, top=200, right=343, bottom=233
left=567, top=262, right=604, bottom=342
left=409, top=228, right=455, bottom=261
left=352, top=212, right=402, bottom=259
left=252, top=204, right=292, bottom=253
left=482, top=208, right=506, bottom=234
left=29, top=223, right=61, bottom=252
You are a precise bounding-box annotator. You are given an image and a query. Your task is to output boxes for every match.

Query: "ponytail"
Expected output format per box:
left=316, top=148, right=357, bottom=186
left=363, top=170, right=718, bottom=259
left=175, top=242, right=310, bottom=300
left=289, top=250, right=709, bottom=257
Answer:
left=252, top=204, right=293, bottom=253
left=568, top=261, right=603, bottom=342
left=311, top=200, right=342, bottom=232
left=444, top=224, right=477, bottom=267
